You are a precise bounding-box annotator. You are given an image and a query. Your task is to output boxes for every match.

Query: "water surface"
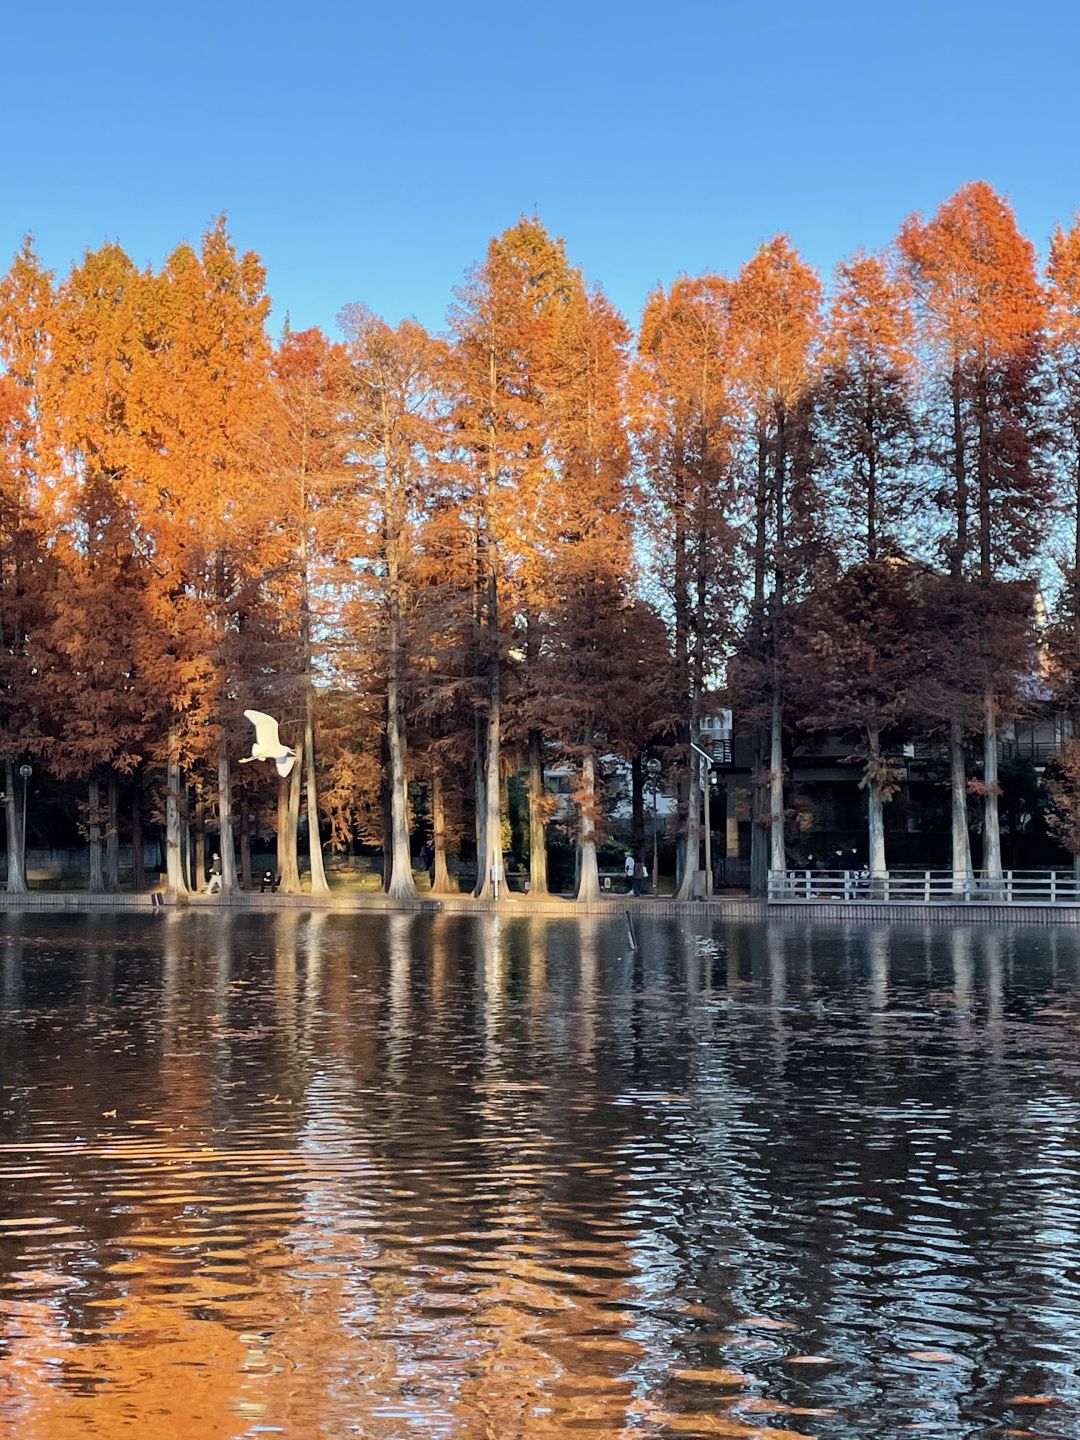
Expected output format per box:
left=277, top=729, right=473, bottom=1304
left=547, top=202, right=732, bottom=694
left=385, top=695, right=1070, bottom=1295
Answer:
left=1, top=911, right=1079, bottom=1438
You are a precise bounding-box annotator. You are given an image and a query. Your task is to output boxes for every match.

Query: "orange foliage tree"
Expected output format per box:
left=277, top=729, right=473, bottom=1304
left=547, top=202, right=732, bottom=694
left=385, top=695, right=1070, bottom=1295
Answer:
left=447, top=218, right=577, bottom=898
left=0, top=239, right=53, bottom=892
left=336, top=307, right=445, bottom=899
left=3, top=189, right=1080, bottom=895
left=900, top=181, right=1049, bottom=882
left=731, top=238, right=823, bottom=891
left=632, top=275, right=746, bottom=897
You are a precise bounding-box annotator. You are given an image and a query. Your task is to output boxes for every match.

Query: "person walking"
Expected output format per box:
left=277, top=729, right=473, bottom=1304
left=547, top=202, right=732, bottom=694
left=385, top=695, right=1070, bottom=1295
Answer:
left=632, top=857, right=645, bottom=897
left=624, top=851, right=635, bottom=893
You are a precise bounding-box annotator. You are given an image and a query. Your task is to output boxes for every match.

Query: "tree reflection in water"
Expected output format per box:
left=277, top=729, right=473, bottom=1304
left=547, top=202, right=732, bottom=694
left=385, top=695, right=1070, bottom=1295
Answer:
left=0, top=912, right=1079, bottom=1436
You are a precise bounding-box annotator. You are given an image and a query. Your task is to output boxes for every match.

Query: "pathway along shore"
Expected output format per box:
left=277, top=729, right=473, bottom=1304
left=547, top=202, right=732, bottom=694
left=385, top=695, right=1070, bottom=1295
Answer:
left=4, top=891, right=1080, bottom=925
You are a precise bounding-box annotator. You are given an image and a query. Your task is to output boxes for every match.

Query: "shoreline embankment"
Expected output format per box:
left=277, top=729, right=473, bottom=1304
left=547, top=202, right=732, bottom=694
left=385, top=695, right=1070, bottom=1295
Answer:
left=3, top=891, right=1080, bottom=925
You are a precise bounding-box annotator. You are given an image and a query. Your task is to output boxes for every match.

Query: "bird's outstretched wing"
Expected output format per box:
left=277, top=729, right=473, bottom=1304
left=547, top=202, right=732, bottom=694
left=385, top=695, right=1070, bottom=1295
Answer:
left=244, top=709, right=282, bottom=751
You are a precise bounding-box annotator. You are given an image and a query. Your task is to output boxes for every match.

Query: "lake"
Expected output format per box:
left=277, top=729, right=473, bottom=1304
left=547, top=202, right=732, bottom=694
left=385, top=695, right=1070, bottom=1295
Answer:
left=0, top=910, right=1078, bottom=1438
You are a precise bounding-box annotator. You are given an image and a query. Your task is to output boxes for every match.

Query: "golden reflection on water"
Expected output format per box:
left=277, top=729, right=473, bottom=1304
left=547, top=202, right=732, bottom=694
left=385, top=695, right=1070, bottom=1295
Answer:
left=1, top=912, right=1080, bottom=1437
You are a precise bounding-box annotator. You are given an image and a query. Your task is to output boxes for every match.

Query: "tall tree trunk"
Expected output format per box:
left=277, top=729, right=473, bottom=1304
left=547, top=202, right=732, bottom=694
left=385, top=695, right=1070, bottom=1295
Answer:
left=769, top=688, right=786, bottom=875
left=276, top=772, right=290, bottom=886
left=194, top=794, right=206, bottom=893
left=378, top=741, right=394, bottom=890
left=165, top=729, right=189, bottom=900
left=5, top=760, right=26, bottom=894
left=131, top=778, right=144, bottom=892
left=675, top=735, right=701, bottom=900
left=297, top=441, right=329, bottom=896
left=431, top=763, right=452, bottom=894
left=477, top=579, right=502, bottom=900
left=576, top=746, right=601, bottom=902
left=983, top=688, right=1003, bottom=881
left=951, top=364, right=968, bottom=569
left=218, top=745, right=237, bottom=894
left=105, top=768, right=120, bottom=892
left=473, top=716, right=487, bottom=898
left=631, top=752, right=645, bottom=863
left=385, top=640, right=416, bottom=902
left=527, top=728, right=548, bottom=895
left=239, top=802, right=252, bottom=890
left=749, top=423, right=770, bottom=898
left=949, top=720, right=972, bottom=887
left=750, top=725, right=768, bottom=897
left=769, top=405, right=787, bottom=879
left=277, top=746, right=303, bottom=894
left=866, top=441, right=878, bottom=562
left=304, top=687, right=329, bottom=895
left=182, top=792, right=194, bottom=894
left=283, top=739, right=304, bottom=893
left=87, top=778, right=104, bottom=893
left=867, top=726, right=886, bottom=879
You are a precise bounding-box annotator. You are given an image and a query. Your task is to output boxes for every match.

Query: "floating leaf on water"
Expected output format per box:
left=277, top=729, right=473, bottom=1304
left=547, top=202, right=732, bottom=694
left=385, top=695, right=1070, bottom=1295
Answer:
left=787, top=1354, right=835, bottom=1364
left=740, top=1316, right=797, bottom=1330
left=1009, top=1395, right=1058, bottom=1405
left=905, top=1350, right=957, bottom=1363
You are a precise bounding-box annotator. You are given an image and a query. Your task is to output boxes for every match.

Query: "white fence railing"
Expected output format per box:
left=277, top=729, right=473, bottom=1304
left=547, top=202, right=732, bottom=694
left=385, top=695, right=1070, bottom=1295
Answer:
left=768, top=868, right=1080, bottom=905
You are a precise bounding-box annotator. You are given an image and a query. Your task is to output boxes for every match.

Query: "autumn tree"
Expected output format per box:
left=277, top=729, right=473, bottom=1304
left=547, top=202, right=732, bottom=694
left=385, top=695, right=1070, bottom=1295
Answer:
left=0, top=240, right=52, bottom=892
left=632, top=275, right=746, bottom=898
left=1046, top=741, right=1080, bottom=870
left=607, top=599, right=676, bottom=869
left=36, top=243, right=164, bottom=891
left=336, top=307, right=445, bottom=899
left=140, top=222, right=277, bottom=895
left=819, top=251, right=916, bottom=562
left=900, top=181, right=1049, bottom=882
left=542, top=567, right=640, bottom=899
left=537, top=282, right=634, bottom=900
left=410, top=483, right=484, bottom=893
left=788, top=560, right=929, bottom=876
left=1042, top=215, right=1080, bottom=873
left=448, top=219, right=577, bottom=899
left=731, top=238, right=823, bottom=890
left=257, top=327, right=352, bottom=895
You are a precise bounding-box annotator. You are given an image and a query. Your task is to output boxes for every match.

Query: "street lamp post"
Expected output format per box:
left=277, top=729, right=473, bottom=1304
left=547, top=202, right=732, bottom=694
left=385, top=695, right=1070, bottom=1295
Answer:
left=646, top=757, right=661, bottom=895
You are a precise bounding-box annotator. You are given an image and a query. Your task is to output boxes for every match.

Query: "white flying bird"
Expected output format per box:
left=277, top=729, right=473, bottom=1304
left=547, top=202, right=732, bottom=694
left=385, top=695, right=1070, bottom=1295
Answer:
left=239, top=710, right=297, bottom=778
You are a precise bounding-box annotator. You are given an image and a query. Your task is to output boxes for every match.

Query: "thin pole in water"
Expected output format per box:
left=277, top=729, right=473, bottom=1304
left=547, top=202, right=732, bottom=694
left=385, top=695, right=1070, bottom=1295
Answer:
left=625, top=909, right=638, bottom=951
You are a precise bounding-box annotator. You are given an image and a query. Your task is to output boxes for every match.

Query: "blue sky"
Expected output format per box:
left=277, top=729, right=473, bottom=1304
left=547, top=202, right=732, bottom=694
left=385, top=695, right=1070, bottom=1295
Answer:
left=4, top=1, right=1078, bottom=338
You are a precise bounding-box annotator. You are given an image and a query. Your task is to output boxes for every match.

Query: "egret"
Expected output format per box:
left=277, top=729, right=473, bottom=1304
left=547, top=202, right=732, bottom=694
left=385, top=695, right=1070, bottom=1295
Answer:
left=239, top=710, right=297, bottom=778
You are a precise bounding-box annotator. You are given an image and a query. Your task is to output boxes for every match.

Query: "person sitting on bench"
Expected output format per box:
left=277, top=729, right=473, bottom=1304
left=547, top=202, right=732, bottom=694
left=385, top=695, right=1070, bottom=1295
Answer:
left=260, top=869, right=282, bottom=894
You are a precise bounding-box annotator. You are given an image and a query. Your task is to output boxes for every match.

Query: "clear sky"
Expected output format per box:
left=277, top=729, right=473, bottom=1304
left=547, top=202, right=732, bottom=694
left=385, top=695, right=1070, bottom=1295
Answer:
left=4, top=0, right=1079, bottom=339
